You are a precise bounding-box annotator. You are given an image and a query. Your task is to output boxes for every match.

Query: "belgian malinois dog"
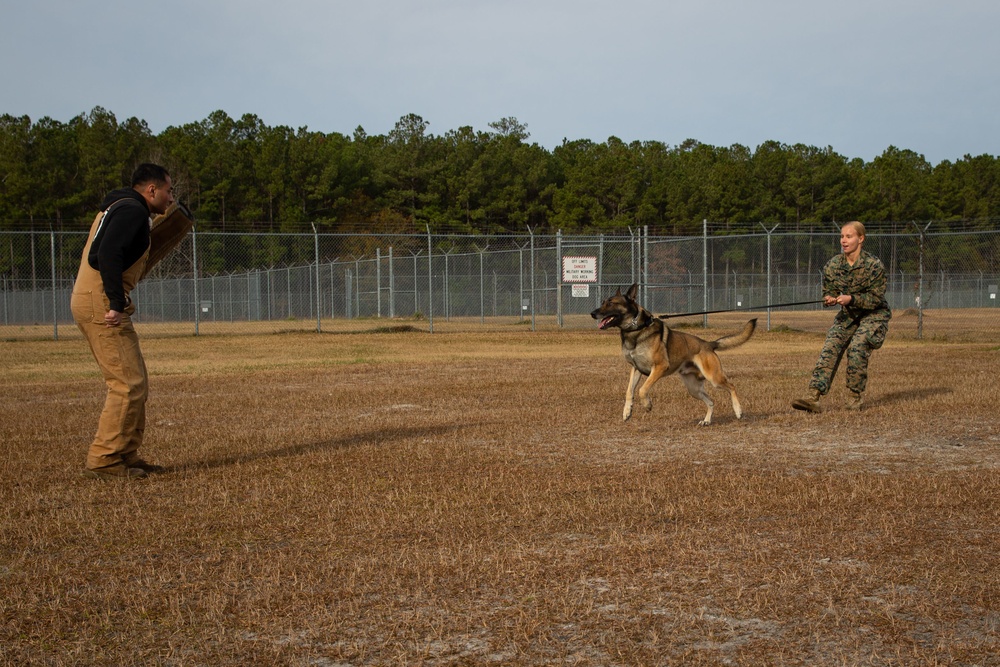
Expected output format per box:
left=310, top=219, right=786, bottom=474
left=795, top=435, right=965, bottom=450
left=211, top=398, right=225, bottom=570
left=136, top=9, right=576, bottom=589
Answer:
left=590, top=284, right=757, bottom=426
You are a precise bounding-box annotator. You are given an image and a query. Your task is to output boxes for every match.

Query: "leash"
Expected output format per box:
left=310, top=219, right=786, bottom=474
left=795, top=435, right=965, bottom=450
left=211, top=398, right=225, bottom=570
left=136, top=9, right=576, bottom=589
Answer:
left=658, top=299, right=825, bottom=319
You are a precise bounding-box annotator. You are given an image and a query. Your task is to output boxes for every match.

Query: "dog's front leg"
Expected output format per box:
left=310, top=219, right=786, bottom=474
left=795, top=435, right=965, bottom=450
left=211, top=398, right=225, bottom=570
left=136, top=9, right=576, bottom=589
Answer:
left=623, top=367, right=642, bottom=421
left=638, top=365, right=666, bottom=413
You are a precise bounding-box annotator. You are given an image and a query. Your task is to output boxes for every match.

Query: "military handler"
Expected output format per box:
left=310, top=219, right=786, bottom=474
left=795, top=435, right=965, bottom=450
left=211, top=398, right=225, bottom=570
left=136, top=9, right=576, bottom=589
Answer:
left=792, top=220, right=891, bottom=413
left=71, top=164, right=175, bottom=479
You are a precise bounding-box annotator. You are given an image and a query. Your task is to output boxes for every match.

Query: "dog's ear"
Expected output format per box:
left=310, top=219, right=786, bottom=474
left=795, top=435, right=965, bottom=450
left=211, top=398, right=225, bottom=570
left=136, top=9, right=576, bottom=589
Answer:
left=615, top=286, right=622, bottom=297
left=626, top=283, right=639, bottom=300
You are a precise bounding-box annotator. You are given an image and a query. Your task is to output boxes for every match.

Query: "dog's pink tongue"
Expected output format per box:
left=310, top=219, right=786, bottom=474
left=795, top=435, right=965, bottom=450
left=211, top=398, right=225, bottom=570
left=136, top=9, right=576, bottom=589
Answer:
left=599, top=317, right=613, bottom=329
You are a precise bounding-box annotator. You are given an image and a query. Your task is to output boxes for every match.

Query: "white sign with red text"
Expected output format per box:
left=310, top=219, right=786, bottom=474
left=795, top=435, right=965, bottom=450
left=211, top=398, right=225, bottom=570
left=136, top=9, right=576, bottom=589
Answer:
left=562, top=256, right=597, bottom=283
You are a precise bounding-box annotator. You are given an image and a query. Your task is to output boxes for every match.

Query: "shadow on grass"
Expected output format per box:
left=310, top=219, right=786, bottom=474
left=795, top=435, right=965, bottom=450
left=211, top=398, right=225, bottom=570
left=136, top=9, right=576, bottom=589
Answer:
left=745, top=386, right=955, bottom=420
left=167, top=424, right=462, bottom=473
left=878, top=386, right=953, bottom=403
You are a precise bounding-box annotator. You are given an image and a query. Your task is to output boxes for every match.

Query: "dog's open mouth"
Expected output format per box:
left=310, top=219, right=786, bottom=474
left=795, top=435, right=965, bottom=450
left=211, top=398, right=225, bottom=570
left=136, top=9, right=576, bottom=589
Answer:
left=598, top=316, right=617, bottom=330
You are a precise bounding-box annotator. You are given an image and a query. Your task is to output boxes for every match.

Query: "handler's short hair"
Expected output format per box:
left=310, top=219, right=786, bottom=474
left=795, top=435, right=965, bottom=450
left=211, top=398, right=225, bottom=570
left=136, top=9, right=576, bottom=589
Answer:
left=131, top=163, right=170, bottom=188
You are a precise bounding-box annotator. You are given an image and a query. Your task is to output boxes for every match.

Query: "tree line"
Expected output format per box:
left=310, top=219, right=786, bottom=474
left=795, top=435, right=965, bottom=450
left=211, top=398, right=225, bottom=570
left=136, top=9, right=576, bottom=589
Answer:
left=1, top=106, right=999, bottom=234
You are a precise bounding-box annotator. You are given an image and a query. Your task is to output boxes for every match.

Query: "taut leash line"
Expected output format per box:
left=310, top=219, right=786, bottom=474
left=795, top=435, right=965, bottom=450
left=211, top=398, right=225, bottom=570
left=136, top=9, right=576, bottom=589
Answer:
left=658, top=299, right=825, bottom=319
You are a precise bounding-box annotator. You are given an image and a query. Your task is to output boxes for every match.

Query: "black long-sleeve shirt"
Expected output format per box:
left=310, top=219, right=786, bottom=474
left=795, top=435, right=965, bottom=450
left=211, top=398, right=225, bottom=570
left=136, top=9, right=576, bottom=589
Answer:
left=88, top=188, right=151, bottom=312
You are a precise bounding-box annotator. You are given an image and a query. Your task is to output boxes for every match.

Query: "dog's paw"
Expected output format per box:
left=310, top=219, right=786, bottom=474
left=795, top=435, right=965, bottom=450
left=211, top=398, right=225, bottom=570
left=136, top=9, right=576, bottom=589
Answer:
left=697, top=419, right=712, bottom=427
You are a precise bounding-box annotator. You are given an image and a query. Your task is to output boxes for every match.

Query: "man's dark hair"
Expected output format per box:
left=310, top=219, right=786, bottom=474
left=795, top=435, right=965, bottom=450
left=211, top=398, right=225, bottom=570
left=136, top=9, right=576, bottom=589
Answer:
left=130, top=163, right=170, bottom=188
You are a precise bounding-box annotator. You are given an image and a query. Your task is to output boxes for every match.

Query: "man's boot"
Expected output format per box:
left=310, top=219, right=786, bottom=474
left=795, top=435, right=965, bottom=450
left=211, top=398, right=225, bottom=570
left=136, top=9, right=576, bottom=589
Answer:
left=792, top=388, right=823, bottom=413
left=845, top=391, right=864, bottom=410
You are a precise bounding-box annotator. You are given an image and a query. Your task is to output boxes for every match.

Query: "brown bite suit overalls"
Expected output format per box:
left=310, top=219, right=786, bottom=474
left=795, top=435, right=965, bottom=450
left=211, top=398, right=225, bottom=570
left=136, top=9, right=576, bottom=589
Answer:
left=71, top=206, right=150, bottom=470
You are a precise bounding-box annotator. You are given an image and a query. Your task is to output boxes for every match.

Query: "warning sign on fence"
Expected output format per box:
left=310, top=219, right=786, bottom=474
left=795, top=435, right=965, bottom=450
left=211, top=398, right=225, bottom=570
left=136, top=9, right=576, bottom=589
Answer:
left=562, top=256, right=597, bottom=283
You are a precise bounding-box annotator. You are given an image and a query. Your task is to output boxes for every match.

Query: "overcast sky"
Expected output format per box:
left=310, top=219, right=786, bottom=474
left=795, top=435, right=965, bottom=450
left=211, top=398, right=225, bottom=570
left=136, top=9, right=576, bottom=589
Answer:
left=2, top=0, right=998, bottom=165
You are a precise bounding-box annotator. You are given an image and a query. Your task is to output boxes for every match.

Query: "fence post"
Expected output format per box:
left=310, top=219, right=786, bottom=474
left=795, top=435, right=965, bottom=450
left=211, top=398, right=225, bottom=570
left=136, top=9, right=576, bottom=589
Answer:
left=556, top=229, right=563, bottom=327
left=643, top=225, right=649, bottom=306
left=914, top=221, right=931, bottom=339
left=629, top=227, right=637, bottom=289
left=761, top=223, right=778, bottom=331
left=376, top=247, right=382, bottom=318
left=49, top=228, right=59, bottom=340
left=268, top=267, right=274, bottom=321
left=353, top=259, right=360, bottom=318
left=192, top=225, right=200, bottom=336
left=345, top=269, right=352, bottom=318
left=519, top=243, right=525, bottom=323
left=426, top=226, right=434, bottom=333
left=31, top=230, right=37, bottom=294
left=389, top=246, right=395, bottom=318
left=918, top=227, right=924, bottom=340
left=411, top=250, right=420, bottom=316
left=444, top=250, right=450, bottom=321
left=50, top=229, right=58, bottom=340
left=596, top=234, right=604, bottom=309
left=479, top=245, right=485, bottom=324
left=527, top=226, right=536, bottom=332
left=312, top=223, right=321, bottom=333
left=702, top=219, right=709, bottom=328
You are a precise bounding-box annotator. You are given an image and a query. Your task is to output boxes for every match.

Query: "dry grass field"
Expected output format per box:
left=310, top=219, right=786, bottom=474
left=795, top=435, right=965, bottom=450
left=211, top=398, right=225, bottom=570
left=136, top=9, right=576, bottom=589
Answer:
left=1, top=312, right=998, bottom=666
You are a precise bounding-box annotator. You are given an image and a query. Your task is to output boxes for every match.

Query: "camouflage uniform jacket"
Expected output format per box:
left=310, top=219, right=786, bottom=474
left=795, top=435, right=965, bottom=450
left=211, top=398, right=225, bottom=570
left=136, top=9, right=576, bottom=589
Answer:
left=822, top=249, right=891, bottom=322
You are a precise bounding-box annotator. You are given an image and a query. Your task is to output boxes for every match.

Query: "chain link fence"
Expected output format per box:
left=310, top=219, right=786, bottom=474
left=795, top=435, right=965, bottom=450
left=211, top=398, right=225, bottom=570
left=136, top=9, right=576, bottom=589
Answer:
left=2, top=224, right=998, bottom=341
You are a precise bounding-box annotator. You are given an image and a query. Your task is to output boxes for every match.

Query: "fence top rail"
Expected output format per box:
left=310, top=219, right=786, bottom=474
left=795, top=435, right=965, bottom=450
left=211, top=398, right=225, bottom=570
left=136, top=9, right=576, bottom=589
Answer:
left=2, top=227, right=998, bottom=241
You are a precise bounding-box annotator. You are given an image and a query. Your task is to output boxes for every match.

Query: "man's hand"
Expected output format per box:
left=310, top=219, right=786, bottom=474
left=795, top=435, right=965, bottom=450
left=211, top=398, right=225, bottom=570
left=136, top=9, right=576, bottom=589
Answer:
left=104, top=309, right=122, bottom=327
left=823, top=295, right=853, bottom=307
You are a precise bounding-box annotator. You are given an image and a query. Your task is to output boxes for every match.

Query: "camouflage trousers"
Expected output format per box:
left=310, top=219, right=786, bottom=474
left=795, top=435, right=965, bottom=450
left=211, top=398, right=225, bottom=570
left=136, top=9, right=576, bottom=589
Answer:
left=809, top=310, right=890, bottom=395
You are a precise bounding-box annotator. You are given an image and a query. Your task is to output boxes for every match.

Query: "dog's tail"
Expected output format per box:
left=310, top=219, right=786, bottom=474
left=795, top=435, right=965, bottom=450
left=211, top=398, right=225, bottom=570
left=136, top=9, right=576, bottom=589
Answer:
left=712, top=318, right=757, bottom=351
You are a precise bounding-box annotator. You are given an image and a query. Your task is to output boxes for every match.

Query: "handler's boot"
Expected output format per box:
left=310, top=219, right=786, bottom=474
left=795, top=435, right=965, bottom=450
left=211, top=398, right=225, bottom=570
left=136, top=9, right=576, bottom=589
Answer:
left=792, top=388, right=823, bottom=413
left=124, top=456, right=166, bottom=474
left=845, top=391, right=864, bottom=411
left=81, top=463, right=148, bottom=480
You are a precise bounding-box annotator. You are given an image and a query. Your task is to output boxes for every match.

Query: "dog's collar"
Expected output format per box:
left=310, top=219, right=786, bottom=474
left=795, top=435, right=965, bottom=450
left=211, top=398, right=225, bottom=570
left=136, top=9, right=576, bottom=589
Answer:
left=627, top=311, right=656, bottom=331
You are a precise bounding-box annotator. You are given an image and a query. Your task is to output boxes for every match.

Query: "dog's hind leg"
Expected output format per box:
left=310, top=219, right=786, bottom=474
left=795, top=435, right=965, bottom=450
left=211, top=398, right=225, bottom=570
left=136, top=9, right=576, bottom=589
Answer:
left=623, top=367, right=643, bottom=421
left=702, top=355, right=743, bottom=420
left=680, top=365, right=714, bottom=426
left=724, top=382, right=743, bottom=420
left=705, top=377, right=742, bottom=420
